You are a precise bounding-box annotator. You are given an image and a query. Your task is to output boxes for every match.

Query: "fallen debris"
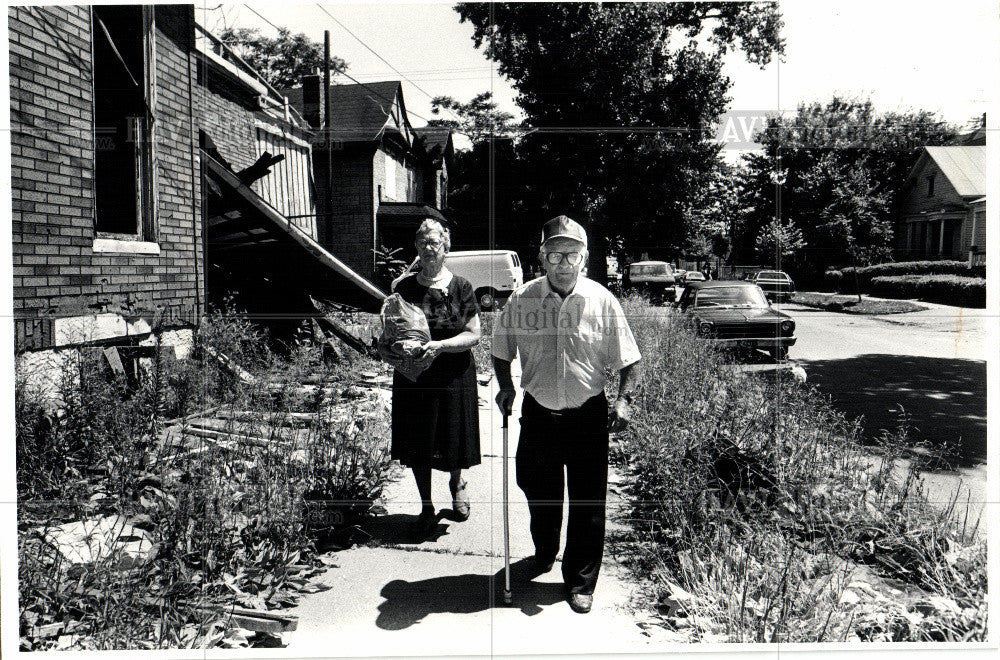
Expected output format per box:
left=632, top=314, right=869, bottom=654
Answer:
left=38, top=515, right=154, bottom=573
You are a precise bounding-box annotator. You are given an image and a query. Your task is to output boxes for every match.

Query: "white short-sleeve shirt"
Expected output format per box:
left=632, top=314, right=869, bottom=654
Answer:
left=491, top=276, right=641, bottom=410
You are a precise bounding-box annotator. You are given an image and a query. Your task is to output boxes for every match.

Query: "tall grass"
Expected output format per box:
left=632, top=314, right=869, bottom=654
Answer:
left=613, top=295, right=986, bottom=642
left=17, top=310, right=391, bottom=650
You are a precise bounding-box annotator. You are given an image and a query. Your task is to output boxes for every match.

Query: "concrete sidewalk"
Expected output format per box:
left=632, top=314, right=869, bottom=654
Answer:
left=283, top=369, right=678, bottom=656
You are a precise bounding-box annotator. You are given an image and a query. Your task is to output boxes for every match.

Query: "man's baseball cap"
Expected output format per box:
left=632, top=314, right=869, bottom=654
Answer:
left=541, top=215, right=587, bottom=247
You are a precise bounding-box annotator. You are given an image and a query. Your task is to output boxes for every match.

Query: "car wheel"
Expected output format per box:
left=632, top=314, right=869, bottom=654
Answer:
left=477, top=288, right=497, bottom=311
left=768, top=346, right=789, bottom=361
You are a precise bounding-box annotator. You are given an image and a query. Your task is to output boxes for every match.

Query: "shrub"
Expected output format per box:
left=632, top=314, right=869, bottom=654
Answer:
left=823, top=270, right=844, bottom=291
left=868, top=275, right=986, bottom=307
left=473, top=311, right=496, bottom=376
left=839, top=261, right=985, bottom=291
left=612, top=294, right=986, bottom=642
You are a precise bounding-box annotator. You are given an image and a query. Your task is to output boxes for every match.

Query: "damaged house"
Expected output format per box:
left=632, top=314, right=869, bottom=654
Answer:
left=9, top=5, right=451, bottom=382
left=283, top=79, right=454, bottom=279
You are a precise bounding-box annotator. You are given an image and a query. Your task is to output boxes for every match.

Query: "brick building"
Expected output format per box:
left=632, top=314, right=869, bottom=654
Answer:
left=9, top=5, right=385, bottom=368
left=10, top=4, right=203, bottom=353
left=284, top=80, right=452, bottom=280
left=896, top=145, right=986, bottom=264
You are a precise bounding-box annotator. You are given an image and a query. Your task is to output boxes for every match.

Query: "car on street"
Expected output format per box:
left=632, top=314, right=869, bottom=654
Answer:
left=675, top=281, right=796, bottom=360
left=752, top=270, right=795, bottom=302
left=679, top=271, right=706, bottom=285
left=622, top=260, right=679, bottom=302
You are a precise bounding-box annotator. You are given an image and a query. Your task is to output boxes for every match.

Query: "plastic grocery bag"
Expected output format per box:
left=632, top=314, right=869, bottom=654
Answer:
left=377, top=293, right=432, bottom=382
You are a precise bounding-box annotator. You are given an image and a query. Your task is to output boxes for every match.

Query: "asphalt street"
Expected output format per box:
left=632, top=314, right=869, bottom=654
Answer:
left=777, top=298, right=989, bottom=516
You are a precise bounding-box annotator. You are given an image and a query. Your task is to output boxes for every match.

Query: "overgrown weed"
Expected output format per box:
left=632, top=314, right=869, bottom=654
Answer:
left=613, top=294, right=986, bottom=642
left=17, top=307, right=391, bottom=650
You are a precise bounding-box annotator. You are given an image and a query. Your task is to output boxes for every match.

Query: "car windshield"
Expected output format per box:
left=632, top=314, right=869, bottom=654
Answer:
left=633, top=264, right=671, bottom=276
left=758, top=271, right=787, bottom=280
left=694, top=286, right=768, bottom=308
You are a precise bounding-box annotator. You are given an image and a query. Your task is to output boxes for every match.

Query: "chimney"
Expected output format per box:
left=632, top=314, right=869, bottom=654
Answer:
left=302, top=74, right=325, bottom=129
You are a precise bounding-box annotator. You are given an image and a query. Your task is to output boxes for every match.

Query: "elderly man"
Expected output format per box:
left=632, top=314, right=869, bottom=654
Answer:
left=492, top=215, right=642, bottom=614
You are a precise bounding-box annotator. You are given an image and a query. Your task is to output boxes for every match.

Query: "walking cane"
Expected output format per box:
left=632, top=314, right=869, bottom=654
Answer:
left=501, top=411, right=513, bottom=606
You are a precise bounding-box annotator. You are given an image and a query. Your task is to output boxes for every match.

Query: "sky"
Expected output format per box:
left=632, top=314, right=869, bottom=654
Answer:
left=202, top=0, right=997, bottom=140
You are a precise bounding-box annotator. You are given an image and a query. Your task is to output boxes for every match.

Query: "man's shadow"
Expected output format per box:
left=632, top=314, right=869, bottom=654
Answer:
left=375, top=558, right=565, bottom=630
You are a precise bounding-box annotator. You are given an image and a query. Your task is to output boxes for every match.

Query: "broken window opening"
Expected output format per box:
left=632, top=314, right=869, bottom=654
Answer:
left=92, top=5, right=157, bottom=240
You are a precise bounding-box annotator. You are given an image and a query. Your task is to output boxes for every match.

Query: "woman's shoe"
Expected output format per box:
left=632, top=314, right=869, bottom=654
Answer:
left=450, top=479, right=471, bottom=521
left=413, top=508, right=438, bottom=537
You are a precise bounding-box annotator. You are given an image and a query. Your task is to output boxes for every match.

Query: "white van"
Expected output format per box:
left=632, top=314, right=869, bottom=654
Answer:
left=395, top=250, right=524, bottom=310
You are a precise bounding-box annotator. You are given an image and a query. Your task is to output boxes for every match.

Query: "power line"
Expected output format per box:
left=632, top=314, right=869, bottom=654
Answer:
left=313, top=3, right=462, bottom=123
left=243, top=3, right=281, bottom=32
left=236, top=4, right=437, bottom=125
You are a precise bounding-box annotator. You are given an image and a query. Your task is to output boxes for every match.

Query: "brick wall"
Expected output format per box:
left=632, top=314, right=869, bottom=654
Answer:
left=314, top=145, right=376, bottom=279
left=9, top=5, right=203, bottom=351
left=195, top=78, right=257, bottom=173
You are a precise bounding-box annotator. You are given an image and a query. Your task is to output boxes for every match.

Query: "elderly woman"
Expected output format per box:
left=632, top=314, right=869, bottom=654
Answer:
left=382, top=219, right=482, bottom=536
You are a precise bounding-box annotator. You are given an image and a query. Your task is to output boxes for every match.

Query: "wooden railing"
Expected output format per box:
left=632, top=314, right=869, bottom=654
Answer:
left=194, top=22, right=307, bottom=127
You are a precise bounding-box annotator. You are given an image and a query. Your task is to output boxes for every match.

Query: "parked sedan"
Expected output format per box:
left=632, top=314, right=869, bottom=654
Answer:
left=623, top=260, right=679, bottom=303
left=679, top=271, right=706, bottom=285
left=675, top=281, right=796, bottom=360
left=752, top=270, right=795, bottom=302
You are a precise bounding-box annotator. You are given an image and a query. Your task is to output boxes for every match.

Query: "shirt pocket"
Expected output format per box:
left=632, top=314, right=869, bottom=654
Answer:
left=568, top=313, right=604, bottom=369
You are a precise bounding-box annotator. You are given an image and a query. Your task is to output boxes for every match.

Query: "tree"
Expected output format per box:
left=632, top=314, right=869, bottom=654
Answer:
left=453, top=2, right=785, bottom=280
left=217, top=27, right=347, bottom=89
left=420, top=93, right=535, bottom=260
left=755, top=217, right=806, bottom=266
left=428, top=92, right=517, bottom=143
left=734, top=96, right=958, bottom=281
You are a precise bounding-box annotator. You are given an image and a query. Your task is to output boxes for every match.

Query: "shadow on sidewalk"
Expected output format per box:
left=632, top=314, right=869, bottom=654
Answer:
left=361, top=513, right=453, bottom=545
left=375, top=558, right=565, bottom=630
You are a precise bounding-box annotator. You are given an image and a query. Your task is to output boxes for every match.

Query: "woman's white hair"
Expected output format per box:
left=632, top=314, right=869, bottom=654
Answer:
left=415, top=219, right=451, bottom=251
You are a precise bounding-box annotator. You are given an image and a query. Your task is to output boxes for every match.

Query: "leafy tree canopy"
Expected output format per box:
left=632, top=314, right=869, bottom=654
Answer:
left=218, top=27, right=347, bottom=90
left=734, top=96, right=958, bottom=280
left=428, top=92, right=518, bottom=143
left=755, top=217, right=807, bottom=265
left=452, top=2, right=785, bottom=275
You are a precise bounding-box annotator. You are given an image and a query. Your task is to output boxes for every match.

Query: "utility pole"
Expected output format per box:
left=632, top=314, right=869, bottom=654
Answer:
left=324, top=30, right=332, bottom=246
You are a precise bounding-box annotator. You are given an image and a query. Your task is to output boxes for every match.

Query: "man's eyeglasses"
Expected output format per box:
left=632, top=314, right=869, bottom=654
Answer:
left=417, top=238, right=445, bottom=249
left=543, top=251, right=584, bottom=265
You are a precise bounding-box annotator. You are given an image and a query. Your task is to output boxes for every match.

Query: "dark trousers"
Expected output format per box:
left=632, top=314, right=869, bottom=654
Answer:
left=515, top=392, right=609, bottom=595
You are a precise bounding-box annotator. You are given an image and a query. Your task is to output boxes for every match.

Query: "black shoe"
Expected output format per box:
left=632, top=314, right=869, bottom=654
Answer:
left=531, top=554, right=555, bottom=574
left=567, top=593, right=593, bottom=614
left=412, top=509, right=437, bottom=537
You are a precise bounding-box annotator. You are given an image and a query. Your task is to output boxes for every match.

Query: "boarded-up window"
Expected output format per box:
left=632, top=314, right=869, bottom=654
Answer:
left=255, top=124, right=316, bottom=239
left=92, top=5, right=156, bottom=239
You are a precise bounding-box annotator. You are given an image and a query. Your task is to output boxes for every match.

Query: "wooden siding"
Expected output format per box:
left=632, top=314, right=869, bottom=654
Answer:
left=899, top=157, right=965, bottom=217
left=255, top=124, right=316, bottom=238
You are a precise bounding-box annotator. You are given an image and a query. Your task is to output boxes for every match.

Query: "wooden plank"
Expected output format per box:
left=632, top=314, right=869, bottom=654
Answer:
left=103, top=346, right=126, bottom=377
left=181, top=424, right=281, bottom=448
left=309, top=296, right=378, bottom=357
left=197, top=606, right=299, bottom=633
left=201, top=345, right=256, bottom=384
left=203, top=152, right=387, bottom=305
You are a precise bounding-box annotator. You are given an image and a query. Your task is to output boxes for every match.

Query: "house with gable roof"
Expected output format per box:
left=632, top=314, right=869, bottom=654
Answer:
left=896, top=144, right=986, bottom=264
left=285, top=79, right=452, bottom=280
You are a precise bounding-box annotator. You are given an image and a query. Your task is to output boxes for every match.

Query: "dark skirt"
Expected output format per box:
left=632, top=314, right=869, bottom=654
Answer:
left=390, top=351, right=482, bottom=471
